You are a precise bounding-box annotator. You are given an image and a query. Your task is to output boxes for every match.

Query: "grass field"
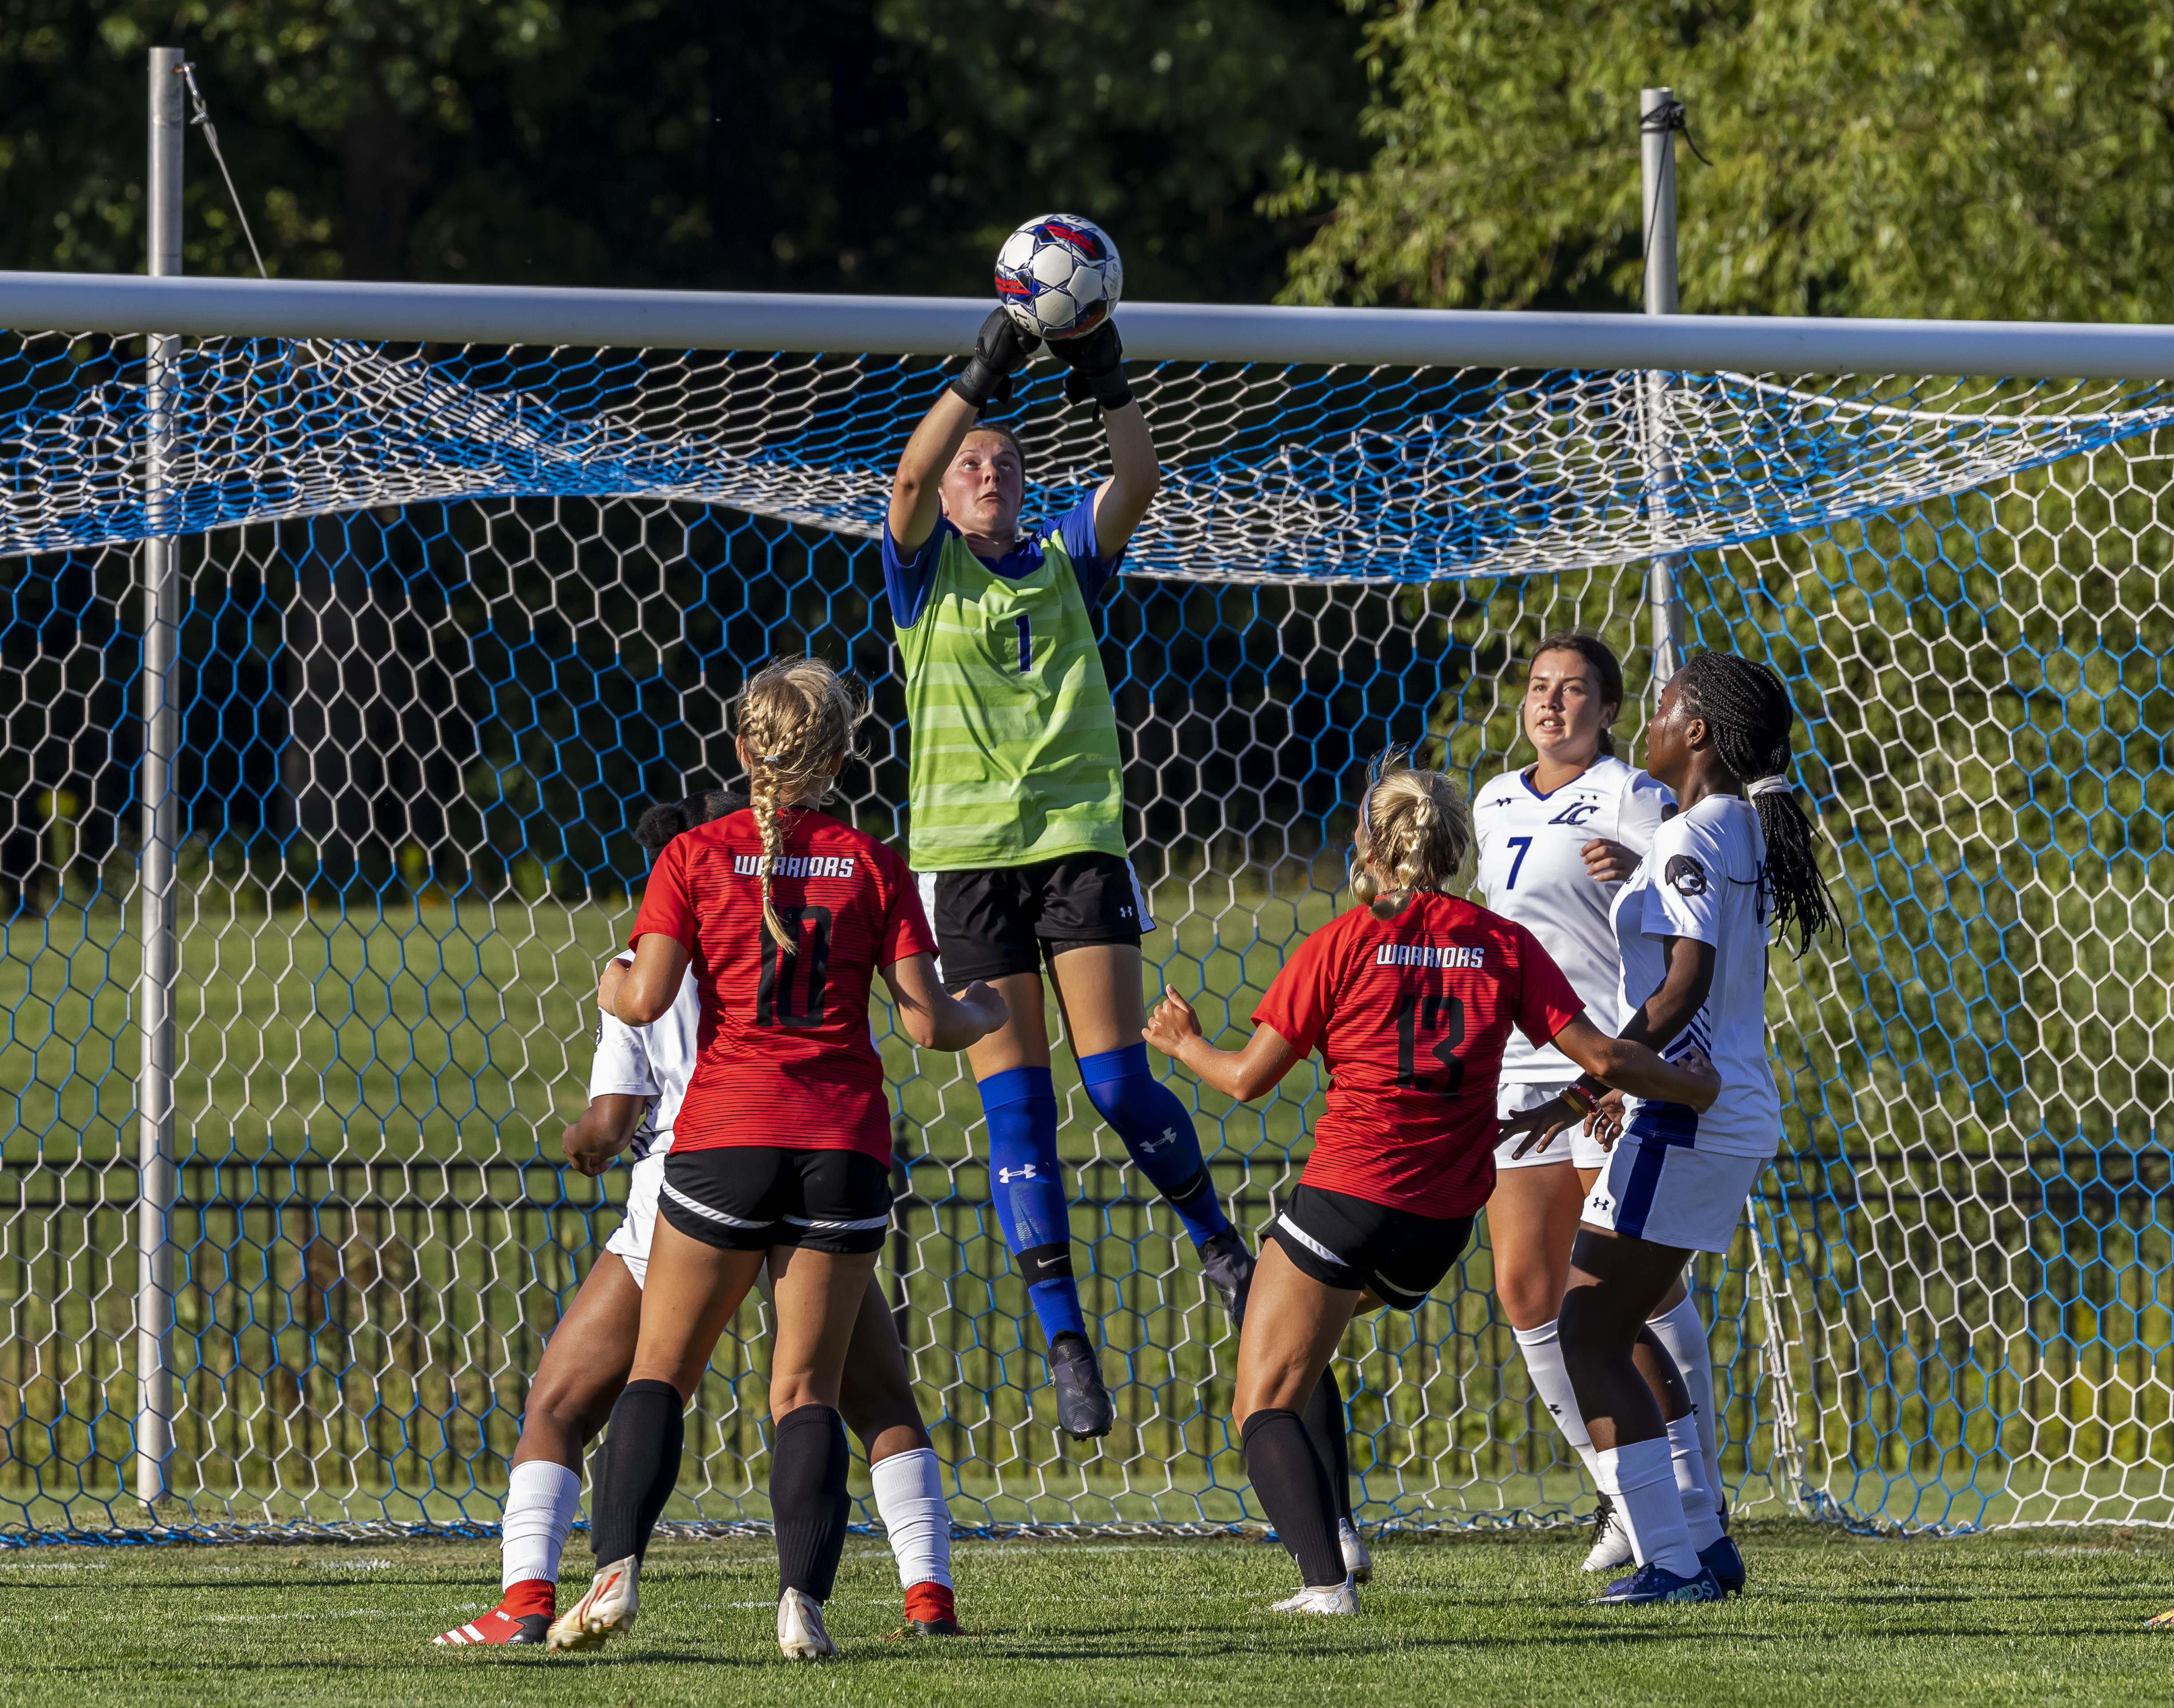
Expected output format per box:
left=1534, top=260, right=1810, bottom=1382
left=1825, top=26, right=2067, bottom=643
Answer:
left=0, top=1523, right=2170, bottom=1706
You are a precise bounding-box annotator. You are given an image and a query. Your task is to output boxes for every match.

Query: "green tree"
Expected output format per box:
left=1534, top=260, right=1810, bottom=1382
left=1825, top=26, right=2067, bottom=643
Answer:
left=1276, top=0, right=2174, bottom=321
left=0, top=0, right=1367, bottom=299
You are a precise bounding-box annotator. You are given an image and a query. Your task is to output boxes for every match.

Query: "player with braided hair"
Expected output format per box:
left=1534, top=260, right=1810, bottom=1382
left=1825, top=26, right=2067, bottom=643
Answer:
left=1148, top=754, right=1717, bottom=1615
left=1502, top=651, right=1835, bottom=1606
left=883, top=304, right=1254, bottom=1441
left=549, top=656, right=1006, bottom=1660
left=430, top=779, right=971, bottom=1647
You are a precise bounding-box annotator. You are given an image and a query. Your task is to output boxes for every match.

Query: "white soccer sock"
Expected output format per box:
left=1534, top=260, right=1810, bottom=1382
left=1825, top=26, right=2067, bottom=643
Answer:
left=1511, top=1318, right=1599, bottom=1476
left=1647, top=1293, right=1724, bottom=1509
left=870, top=1446, right=952, bottom=1590
left=1594, top=1438, right=1700, bottom=1578
left=1667, top=1414, right=1725, bottom=1550
left=501, top=1458, right=583, bottom=1590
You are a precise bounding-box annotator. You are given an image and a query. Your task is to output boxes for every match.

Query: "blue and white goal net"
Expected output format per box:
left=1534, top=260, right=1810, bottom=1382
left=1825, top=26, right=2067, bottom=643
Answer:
left=0, top=285, right=2167, bottom=1542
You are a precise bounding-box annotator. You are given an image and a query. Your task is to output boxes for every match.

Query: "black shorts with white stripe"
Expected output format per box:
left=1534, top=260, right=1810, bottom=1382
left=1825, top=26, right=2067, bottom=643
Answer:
left=658, top=1145, right=893, bottom=1255
left=1264, top=1182, right=1474, bottom=1311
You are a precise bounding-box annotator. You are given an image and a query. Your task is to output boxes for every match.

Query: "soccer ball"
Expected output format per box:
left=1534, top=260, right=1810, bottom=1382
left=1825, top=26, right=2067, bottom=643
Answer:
left=994, top=214, right=1122, bottom=342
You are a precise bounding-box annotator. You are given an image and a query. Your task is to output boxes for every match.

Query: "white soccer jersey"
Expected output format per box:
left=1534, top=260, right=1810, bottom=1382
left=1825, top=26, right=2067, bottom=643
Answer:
left=587, top=956, right=700, bottom=1161
left=1611, top=794, right=1780, bottom=1160
left=1472, top=756, right=1674, bottom=1081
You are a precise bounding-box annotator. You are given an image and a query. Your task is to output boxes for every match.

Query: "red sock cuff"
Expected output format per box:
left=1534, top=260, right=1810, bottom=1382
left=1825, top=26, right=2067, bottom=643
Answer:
left=903, top=1580, right=955, bottom=1625
left=500, top=1576, right=556, bottom=1620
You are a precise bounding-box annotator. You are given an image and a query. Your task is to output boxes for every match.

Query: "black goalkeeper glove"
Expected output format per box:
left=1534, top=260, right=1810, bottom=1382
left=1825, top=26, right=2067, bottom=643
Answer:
left=1049, top=319, right=1133, bottom=412
left=950, top=309, right=1041, bottom=411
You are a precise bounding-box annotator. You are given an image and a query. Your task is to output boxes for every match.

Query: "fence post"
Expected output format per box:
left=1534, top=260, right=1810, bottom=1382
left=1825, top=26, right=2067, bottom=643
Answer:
left=135, top=44, right=185, bottom=1508
left=1640, top=86, right=1687, bottom=704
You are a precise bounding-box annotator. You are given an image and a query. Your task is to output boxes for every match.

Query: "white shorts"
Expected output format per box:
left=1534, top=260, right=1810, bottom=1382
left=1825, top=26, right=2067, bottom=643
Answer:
left=1580, top=1113, right=1765, bottom=1253
left=1493, top=1080, right=1610, bottom=1173
left=604, top=1149, right=667, bottom=1289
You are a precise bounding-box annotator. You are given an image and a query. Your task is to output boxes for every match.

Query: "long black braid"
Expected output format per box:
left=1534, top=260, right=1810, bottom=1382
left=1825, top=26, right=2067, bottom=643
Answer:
left=1676, top=652, right=1837, bottom=955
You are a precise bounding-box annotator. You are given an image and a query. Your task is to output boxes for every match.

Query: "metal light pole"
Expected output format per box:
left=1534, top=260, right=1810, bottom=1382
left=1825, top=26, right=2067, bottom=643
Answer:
left=136, top=44, right=184, bottom=1507
left=1640, top=86, right=1688, bottom=705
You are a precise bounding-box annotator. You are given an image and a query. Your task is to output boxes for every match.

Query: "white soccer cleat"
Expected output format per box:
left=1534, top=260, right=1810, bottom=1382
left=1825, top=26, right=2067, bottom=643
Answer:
left=1270, top=1575, right=1359, bottom=1615
left=778, top=1587, right=839, bottom=1659
left=544, top=1555, right=639, bottom=1651
left=1338, top=1519, right=1374, bottom=1584
left=1582, top=1493, right=1635, bottom=1572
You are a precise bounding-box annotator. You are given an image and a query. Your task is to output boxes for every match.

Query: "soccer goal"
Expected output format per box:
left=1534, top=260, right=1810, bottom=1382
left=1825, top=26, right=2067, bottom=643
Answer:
left=0, top=270, right=2168, bottom=1543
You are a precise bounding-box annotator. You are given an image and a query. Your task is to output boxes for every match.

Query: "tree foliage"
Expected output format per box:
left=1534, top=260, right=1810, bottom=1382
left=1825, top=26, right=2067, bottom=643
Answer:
left=1279, top=0, right=2174, bottom=321
left=0, top=0, right=1367, bottom=301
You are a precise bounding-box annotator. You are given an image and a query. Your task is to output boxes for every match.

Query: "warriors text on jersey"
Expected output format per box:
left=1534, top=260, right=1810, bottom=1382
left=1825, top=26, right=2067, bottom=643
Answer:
left=628, top=807, right=936, bottom=1160
left=882, top=495, right=1127, bottom=872
left=1611, top=794, right=1779, bottom=1159
left=1250, top=893, right=1585, bottom=1217
left=589, top=960, right=699, bottom=1161
left=1473, top=755, right=1674, bottom=1082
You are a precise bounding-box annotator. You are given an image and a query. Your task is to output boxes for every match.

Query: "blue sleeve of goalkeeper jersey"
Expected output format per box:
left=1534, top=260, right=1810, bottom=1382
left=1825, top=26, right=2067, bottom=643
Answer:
left=1053, top=493, right=1124, bottom=608
left=881, top=515, right=953, bottom=629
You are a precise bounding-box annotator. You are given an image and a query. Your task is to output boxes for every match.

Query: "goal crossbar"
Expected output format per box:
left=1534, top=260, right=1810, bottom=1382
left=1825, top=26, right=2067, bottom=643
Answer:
left=12, top=269, right=2174, bottom=376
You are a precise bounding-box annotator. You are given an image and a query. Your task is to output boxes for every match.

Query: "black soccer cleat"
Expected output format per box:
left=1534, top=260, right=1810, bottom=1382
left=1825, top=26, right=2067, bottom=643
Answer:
left=1593, top=1560, right=1723, bottom=1606
left=1698, top=1534, right=1745, bottom=1596
left=1197, top=1230, right=1256, bottom=1326
left=1047, top=1331, right=1115, bottom=1439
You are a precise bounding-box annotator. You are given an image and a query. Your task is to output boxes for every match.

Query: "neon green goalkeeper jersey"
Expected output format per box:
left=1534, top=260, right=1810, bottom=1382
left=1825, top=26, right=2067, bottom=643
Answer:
left=883, top=496, right=1127, bottom=871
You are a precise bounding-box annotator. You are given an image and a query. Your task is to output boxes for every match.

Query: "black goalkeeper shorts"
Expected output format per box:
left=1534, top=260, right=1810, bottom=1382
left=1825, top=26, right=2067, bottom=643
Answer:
left=1264, top=1182, right=1475, bottom=1311
left=919, top=852, right=1150, bottom=987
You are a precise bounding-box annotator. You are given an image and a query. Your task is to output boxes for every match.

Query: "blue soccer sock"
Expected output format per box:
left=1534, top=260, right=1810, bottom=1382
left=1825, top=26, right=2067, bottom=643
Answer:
left=1077, top=1043, right=1233, bottom=1248
left=977, top=1067, right=1087, bottom=1343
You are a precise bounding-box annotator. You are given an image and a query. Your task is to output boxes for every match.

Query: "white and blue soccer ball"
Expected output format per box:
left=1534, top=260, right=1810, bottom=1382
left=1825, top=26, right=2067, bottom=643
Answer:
left=994, top=214, right=1122, bottom=342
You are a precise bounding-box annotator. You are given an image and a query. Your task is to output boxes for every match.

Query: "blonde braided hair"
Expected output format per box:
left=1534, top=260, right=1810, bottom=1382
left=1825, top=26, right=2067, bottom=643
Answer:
left=736, top=655, right=869, bottom=949
left=1349, top=749, right=1473, bottom=921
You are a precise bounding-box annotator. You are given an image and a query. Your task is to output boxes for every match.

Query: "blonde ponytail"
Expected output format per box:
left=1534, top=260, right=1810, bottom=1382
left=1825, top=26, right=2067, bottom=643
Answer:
left=1349, top=750, right=1473, bottom=920
left=736, top=656, right=869, bottom=949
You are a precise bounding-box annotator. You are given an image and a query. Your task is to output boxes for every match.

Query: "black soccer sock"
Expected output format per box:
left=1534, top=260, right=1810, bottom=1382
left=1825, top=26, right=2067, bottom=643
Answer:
left=1301, top=1367, right=1355, bottom=1525
left=589, top=1377, right=684, bottom=1566
left=772, top=1403, right=851, bottom=1601
left=1241, top=1407, right=1347, bottom=1588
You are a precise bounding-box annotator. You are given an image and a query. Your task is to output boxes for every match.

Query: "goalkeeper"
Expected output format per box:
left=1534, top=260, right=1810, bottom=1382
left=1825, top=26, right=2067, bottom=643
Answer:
left=882, top=310, right=1252, bottom=1438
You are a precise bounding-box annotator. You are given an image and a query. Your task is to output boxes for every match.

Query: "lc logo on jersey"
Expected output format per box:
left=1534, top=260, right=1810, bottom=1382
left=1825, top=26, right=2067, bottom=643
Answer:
left=1375, top=943, right=1486, bottom=970
left=1548, top=801, right=1599, bottom=827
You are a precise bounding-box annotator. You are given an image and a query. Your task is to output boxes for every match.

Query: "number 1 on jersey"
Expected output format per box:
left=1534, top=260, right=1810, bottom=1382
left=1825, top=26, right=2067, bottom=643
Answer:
left=1015, top=614, right=1032, bottom=674
left=1504, top=835, right=1532, bottom=889
left=756, top=904, right=833, bottom=1029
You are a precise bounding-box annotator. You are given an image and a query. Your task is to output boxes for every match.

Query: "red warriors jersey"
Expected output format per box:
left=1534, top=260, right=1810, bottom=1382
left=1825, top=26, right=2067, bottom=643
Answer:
left=629, top=807, right=937, bottom=1160
left=1252, top=893, right=1585, bottom=1216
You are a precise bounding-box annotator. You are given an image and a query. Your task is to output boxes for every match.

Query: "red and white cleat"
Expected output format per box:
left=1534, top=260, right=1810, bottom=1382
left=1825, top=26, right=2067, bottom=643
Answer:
left=892, top=1580, right=961, bottom=1636
left=433, top=1582, right=555, bottom=1646
left=545, top=1555, right=639, bottom=1652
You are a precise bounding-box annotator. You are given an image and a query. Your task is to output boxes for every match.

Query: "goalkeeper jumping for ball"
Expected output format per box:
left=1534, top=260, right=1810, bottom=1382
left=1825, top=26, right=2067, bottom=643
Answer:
left=883, top=302, right=1252, bottom=1438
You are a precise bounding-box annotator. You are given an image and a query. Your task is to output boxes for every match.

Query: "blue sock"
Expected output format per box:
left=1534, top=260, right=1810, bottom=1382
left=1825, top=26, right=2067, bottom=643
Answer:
left=977, top=1067, right=1087, bottom=1343
left=1077, top=1043, right=1232, bottom=1248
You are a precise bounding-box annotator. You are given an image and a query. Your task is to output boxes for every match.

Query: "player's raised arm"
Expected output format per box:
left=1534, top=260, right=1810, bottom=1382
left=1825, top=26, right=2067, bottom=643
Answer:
left=1048, top=321, right=1160, bottom=557
left=887, top=312, right=1040, bottom=552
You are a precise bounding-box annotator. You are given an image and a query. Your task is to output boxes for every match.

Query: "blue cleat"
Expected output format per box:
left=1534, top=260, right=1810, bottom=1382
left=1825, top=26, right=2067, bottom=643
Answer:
left=1700, top=1535, right=1745, bottom=1596
left=1592, top=1560, right=1724, bottom=1605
